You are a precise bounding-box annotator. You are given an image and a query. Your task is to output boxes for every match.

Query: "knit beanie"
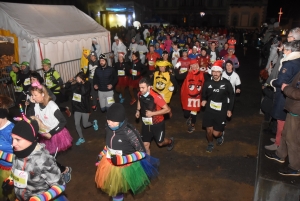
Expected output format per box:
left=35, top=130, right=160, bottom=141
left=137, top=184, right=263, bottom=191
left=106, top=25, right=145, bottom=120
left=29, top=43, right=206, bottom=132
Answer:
left=12, top=120, right=39, bottom=143
left=107, top=103, right=125, bottom=122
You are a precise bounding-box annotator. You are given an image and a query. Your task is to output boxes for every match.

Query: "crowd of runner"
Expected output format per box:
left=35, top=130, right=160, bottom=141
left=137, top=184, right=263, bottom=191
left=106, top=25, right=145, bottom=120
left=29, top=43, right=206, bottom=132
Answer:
left=1, top=24, right=298, bottom=201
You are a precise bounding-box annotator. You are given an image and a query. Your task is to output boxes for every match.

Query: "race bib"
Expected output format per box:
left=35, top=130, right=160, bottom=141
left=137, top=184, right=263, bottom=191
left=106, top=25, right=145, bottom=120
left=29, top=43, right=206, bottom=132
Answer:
left=148, top=61, right=154, bottom=66
left=12, top=169, right=28, bottom=188
left=180, top=68, right=188, bottom=74
left=24, top=78, right=31, bottom=86
left=14, top=86, right=22, bottom=92
left=106, top=147, right=123, bottom=159
left=132, top=70, right=137, bottom=76
left=190, top=111, right=197, bottom=115
left=107, top=97, right=115, bottom=104
left=210, top=100, right=222, bottom=111
left=72, top=93, right=81, bottom=102
left=142, top=117, right=153, bottom=125
left=45, top=78, right=52, bottom=87
left=139, top=51, right=144, bottom=55
left=118, top=70, right=125, bottom=76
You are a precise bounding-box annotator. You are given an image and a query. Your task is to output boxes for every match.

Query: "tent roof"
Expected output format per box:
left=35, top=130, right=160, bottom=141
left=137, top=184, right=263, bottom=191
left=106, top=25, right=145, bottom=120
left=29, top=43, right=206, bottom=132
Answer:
left=0, top=2, right=109, bottom=44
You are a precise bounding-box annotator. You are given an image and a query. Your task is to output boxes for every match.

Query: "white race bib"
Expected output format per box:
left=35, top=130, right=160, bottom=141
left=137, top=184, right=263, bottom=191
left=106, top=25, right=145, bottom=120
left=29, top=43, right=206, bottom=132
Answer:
left=14, top=86, right=22, bottom=92
left=190, top=111, right=197, bottom=115
left=72, top=93, right=81, bottom=102
left=45, top=78, right=52, bottom=87
left=118, top=70, right=125, bottom=76
left=142, top=117, right=153, bottom=125
left=106, top=147, right=123, bottom=159
left=139, top=51, right=144, bottom=55
left=107, top=97, right=115, bottom=104
left=132, top=70, right=137, bottom=76
left=210, top=100, right=222, bottom=111
left=12, top=169, right=28, bottom=188
left=148, top=61, right=154, bottom=66
left=180, top=68, right=188, bottom=74
left=24, top=78, right=31, bottom=86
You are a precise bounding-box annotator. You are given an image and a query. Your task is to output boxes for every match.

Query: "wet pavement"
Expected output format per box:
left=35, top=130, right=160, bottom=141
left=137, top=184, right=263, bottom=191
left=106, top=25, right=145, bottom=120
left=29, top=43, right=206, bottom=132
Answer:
left=8, top=46, right=299, bottom=200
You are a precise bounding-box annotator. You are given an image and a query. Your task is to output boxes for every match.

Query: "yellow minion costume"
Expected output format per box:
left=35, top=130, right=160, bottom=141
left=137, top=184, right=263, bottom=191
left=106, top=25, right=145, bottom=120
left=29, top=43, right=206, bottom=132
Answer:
left=152, top=60, right=175, bottom=103
left=81, top=48, right=91, bottom=74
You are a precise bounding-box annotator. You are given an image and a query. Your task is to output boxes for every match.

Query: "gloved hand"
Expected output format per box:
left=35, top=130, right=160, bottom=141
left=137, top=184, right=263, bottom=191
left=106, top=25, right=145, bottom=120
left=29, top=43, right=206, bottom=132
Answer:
left=110, top=155, right=118, bottom=166
left=168, top=86, right=174, bottom=92
left=2, top=177, right=14, bottom=194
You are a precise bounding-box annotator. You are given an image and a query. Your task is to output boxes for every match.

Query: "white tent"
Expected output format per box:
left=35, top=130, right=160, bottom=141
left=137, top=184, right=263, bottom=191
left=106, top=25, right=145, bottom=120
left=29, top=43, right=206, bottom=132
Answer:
left=0, top=2, right=110, bottom=70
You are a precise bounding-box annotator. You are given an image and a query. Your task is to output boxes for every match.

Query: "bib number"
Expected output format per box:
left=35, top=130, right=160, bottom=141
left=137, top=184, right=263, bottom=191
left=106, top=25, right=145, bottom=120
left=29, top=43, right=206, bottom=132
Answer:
left=24, top=78, right=31, bottom=86
left=190, top=111, right=197, bottom=115
left=14, top=86, right=22, bottom=92
left=107, top=97, right=115, bottom=104
left=118, top=70, right=125, bottom=76
left=106, top=147, right=123, bottom=159
left=180, top=68, right=187, bottom=74
left=72, top=93, right=81, bottom=102
left=148, top=61, right=154, bottom=66
left=45, top=78, right=52, bottom=87
left=132, top=70, right=137, bottom=76
left=210, top=100, right=222, bottom=111
left=142, top=117, right=153, bottom=125
left=12, top=169, right=28, bottom=188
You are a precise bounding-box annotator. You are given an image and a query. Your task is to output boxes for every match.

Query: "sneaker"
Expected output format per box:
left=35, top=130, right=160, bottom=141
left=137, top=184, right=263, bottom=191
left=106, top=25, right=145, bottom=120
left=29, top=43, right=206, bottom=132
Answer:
left=264, top=143, right=278, bottom=151
left=65, top=107, right=71, bottom=117
left=216, top=131, right=225, bottom=146
left=265, top=152, right=285, bottom=163
left=167, top=137, right=174, bottom=151
left=93, top=120, right=98, bottom=131
left=120, top=98, right=125, bottom=103
left=119, top=94, right=123, bottom=99
left=206, top=143, right=214, bottom=153
left=278, top=166, right=300, bottom=176
left=186, top=117, right=191, bottom=126
left=92, top=105, right=97, bottom=111
left=76, top=138, right=85, bottom=146
left=62, top=166, right=72, bottom=183
left=130, top=99, right=137, bottom=105
left=270, top=138, right=275, bottom=143
left=187, top=125, right=195, bottom=133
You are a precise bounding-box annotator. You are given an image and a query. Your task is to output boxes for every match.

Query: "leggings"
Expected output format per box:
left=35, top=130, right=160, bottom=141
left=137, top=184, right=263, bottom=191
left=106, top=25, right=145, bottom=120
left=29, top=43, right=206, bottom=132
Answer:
left=183, top=110, right=197, bottom=124
left=74, top=111, right=92, bottom=138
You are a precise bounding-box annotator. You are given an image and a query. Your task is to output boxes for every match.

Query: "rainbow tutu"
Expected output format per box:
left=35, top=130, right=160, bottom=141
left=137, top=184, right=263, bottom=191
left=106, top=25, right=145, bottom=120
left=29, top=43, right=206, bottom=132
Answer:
left=39, top=128, right=73, bottom=154
left=95, top=154, right=159, bottom=197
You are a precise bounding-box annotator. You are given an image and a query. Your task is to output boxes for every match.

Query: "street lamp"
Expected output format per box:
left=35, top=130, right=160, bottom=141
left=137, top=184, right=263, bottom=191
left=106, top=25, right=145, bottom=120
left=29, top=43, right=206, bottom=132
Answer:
left=200, top=12, right=205, bottom=17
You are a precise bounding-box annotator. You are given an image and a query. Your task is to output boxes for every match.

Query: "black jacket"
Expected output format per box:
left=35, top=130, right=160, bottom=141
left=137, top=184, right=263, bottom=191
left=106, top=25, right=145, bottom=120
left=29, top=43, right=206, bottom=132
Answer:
left=113, top=61, right=131, bottom=77
left=105, top=120, right=146, bottom=155
left=65, top=81, right=91, bottom=113
left=129, top=59, right=147, bottom=80
left=93, top=65, right=118, bottom=91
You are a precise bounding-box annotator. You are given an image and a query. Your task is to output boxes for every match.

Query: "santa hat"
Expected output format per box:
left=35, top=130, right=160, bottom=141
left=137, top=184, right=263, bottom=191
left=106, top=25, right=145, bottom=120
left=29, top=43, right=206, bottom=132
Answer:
left=114, top=34, right=119, bottom=40
left=92, top=37, right=97, bottom=42
left=118, top=52, right=125, bottom=57
left=211, top=60, right=224, bottom=72
left=190, top=59, right=198, bottom=65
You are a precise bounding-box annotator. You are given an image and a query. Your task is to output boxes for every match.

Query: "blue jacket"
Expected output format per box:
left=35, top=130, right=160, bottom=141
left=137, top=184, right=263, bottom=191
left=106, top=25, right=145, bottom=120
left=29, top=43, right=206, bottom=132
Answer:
left=93, top=65, right=118, bottom=92
left=0, top=121, right=14, bottom=169
left=270, top=52, right=300, bottom=120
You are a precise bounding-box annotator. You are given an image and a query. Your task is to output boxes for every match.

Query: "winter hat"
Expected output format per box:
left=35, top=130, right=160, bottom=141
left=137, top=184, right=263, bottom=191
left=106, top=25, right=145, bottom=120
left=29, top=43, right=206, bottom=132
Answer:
left=156, top=60, right=170, bottom=67
left=99, top=53, right=107, bottom=62
left=190, top=59, right=198, bottom=65
left=114, top=35, right=119, bottom=40
left=118, top=52, right=125, bottom=58
left=107, top=103, right=125, bottom=122
left=12, top=120, right=39, bottom=143
left=11, top=62, right=20, bottom=69
left=92, top=37, right=97, bottom=42
left=211, top=60, right=224, bottom=72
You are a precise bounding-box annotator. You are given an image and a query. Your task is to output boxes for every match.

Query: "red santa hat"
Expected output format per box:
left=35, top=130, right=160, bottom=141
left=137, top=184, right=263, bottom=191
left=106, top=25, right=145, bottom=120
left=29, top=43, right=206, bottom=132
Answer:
left=190, top=59, right=198, bottom=65
left=118, top=52, right=125, bottom=57
left=211, top=60, right=224, bottom=72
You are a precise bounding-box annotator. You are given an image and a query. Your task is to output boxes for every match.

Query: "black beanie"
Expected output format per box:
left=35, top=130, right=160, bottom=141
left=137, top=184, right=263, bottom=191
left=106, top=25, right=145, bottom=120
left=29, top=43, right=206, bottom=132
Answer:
left=107, top=103, right=125, bottom=122
left=12, top=120, right=39, bottom=142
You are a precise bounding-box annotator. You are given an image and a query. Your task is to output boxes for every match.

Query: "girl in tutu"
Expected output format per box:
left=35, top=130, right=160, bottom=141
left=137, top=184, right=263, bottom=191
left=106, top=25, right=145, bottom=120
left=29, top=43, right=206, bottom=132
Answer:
left=95, top=103, right=159, bottom=201
left=27, top=82, right=72, bottom=183
left=0, top=95, right=15, bottom=200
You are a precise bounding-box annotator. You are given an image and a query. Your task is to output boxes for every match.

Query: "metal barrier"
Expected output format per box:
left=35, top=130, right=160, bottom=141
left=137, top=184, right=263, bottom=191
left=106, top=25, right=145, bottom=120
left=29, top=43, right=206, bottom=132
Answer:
left=53, top=58, right=81, bottom=83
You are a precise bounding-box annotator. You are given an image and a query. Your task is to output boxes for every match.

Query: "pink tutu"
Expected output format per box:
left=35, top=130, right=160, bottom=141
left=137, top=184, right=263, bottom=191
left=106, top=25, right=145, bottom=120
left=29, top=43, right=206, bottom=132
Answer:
left=39, top=128, right=73, bottom=154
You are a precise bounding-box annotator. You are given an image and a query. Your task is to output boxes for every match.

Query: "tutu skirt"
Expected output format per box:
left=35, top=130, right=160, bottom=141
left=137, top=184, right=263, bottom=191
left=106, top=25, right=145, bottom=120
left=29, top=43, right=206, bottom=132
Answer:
left=117, top=76, right=129, bottom=87
left=128, top=77, right=141, bottom=88
left=95, top=154, right=159, bottom=197
left=39, top=128, right=73, bottom=154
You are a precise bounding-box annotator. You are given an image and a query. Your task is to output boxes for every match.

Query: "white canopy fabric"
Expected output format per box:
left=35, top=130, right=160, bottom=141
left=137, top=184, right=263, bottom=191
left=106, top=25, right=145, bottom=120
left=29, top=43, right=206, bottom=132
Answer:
left=0, top=2, right=110, bottom=70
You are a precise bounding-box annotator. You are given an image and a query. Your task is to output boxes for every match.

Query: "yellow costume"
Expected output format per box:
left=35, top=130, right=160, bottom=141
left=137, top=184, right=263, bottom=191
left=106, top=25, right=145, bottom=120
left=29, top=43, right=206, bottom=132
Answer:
left=153, top=60, right=174, bottom=103
left=80, top=48, right=90, bottom=74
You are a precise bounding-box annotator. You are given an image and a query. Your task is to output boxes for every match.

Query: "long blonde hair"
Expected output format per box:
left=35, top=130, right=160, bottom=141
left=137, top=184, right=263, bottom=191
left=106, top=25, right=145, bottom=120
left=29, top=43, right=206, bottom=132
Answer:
left=30, top=85, right=52, bottom=106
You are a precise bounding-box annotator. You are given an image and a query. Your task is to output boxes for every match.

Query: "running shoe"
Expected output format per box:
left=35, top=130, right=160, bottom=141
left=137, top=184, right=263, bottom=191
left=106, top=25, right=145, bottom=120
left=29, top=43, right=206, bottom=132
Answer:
left=186, top=117, right=191, bottom=126
left=264, top=143, right=278, bottom=151
left=278, top=166, right=300, bottom=176
left=75, top=138, right=85, bottom=146
left=265, top=152, right=285, bottom=163
left=216, top=131, right=224, bottom=145
left=120, top=98, right=125, bottom=103
left=65, top=107, right=71, bottom=117
left=92, top=105, right=97, bottom=111
left=206, top=143, right=214, bottom=153
left=119, top=94, right=123, bottom=99
left=93, top=120, right=98, bottom=131
left=167, top=137, right=174, bottom=151
left=62, top=167, right=72, bottom=183
left=130, top=99, right=137, bottom=105
left=270, top=138, right=275, bottom=143
left=187, top=125, right=195, bottom=133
